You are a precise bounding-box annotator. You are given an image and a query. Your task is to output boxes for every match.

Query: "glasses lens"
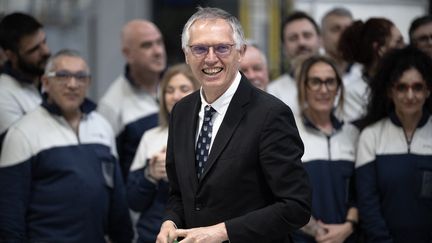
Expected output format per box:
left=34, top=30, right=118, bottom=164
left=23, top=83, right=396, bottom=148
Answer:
left=307, top=78, right=321, bottom=91
left=214, top=44, right=231, bottom=55
left=412, top=83, right=426, bottom=92
left=74, top=72, right=91, bottom=82
left=190, top=45, right=208, bottom=56
left=326, top=78, right=338, bottom=91
left=55, top=71, right=72, bottom=80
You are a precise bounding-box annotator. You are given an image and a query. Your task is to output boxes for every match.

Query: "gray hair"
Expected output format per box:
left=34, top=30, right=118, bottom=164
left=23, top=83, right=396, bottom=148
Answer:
left=181, top=7, right=246, bottom=51
left=321, top=7, right=353, bottom=26
left=45, top=49, right=88, bottom=74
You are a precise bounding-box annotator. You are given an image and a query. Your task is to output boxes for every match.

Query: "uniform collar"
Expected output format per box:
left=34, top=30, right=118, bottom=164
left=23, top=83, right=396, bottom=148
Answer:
left=302, top=111, right=344, bottom=133
left=389, top=108, right=430, bottom=128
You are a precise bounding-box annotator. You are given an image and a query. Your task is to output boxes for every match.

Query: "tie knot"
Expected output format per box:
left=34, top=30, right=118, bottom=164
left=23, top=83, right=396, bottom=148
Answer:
left=204, top=105, right=216, bottom=118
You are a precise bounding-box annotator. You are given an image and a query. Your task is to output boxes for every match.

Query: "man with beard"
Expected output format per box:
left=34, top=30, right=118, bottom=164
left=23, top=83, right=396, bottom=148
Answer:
left=98, top=20, right=167, bottom=181
left=268, top=11, right=321, bottom=117
left=0, top=12, right=51, bottom=149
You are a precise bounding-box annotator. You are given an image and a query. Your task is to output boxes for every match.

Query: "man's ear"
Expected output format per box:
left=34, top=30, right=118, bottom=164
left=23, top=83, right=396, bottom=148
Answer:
left=238, top=44, right=246, bottom=62
left=183, top=49, right=189, bottom=64
left=373, top=41, right=386, bottom=57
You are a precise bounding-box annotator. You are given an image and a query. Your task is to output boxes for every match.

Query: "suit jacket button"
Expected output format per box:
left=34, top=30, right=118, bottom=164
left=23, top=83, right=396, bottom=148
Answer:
left=195, top=203, right=203, bottom=211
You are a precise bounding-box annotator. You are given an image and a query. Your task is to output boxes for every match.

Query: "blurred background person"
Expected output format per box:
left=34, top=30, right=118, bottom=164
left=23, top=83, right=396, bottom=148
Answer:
left=98, top=19, right=167, bottom=181
left=268, top=11, right=321, bottom=116
left=0, top=49, right=133, bottom=242
left=409, top=15, right=432, bottom=58
left=320, top=7, right=354, bottom=77
left=240, top=42, right=270, bottom=91
left=356, top=46, right=432, bottom=243
left=338, top=17, right=404, bottom=123
left=0, top=12, right=51, bottom=148
left=127, top=63, right=199, bottom=243
left=293, top=55, right=359, bottom=243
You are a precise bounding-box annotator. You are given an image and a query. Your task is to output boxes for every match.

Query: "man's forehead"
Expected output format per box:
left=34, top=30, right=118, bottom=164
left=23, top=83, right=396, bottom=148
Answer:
left=285, top=19, right=317, bottom=34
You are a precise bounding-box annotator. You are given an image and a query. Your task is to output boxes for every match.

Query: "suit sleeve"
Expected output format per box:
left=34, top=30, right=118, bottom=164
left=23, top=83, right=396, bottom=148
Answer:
left=0, top=127, right=33, bottom=240
left=355, top=128, right=393, bottom=243
left=225, top=102, right=312, bottom=241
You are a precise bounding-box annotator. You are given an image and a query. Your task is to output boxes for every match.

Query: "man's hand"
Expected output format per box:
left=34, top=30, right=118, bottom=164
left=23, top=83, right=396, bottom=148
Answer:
left=175, top=223, right=228, bottom=243
left=156, top=220, right=178, bottom=243
left=315, top=220, right=353, bottom=243
left=147, top=148, right=167, bottom=181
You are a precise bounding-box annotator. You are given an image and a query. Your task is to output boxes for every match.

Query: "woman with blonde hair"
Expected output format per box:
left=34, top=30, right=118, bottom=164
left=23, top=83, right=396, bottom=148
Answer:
left=293, top=55, right=359, bottom=243
left=127, top=63, right=200, bottom=243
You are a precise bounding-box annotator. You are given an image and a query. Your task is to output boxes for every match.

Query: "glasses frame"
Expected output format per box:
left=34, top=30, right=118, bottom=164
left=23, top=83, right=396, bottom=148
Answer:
left=46, top=70, right=91, bottom=85
left=306, top=77, right=339, bottom=92
left=392, top=82, right=428, bottom=94
left=188, top=43, right=236, bottom=58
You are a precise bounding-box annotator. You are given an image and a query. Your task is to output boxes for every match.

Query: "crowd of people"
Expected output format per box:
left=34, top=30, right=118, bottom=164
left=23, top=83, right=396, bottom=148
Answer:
left=0, top=5, right=431, bottom=243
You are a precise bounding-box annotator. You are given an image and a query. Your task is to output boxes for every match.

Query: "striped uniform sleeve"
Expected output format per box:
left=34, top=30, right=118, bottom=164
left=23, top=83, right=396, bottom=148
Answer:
left=0, top=126, right=33, bottom=240
left=355, top=127, right=393, bottom=242
left=127, top=133, right=159, bottom=212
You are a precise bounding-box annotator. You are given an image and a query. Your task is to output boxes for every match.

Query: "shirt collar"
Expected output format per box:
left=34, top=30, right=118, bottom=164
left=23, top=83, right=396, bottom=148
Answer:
left=199, top=71, right=241, bottom=115
left=389, top=107, right=430, bottom=128
left=302, top=111, right=344, bottom=133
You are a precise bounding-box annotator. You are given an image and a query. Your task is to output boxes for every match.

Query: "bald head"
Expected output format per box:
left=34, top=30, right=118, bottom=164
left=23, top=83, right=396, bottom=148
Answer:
left=240, top=44, right=269, bottom=91
left=122, top=20, right=159, bottom=48
left=121, top=19, right=166, bottom=74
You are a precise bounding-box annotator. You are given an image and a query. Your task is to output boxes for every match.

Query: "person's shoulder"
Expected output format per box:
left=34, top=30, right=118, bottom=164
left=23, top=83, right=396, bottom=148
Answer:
left=10, top=106, right=45, bottom=131
left=90, top=110, right=116, bottom=136
left=253, top=88, right=293, bottom=114
left=359, top=118, right=389, bottom=140
left=172, top=89, right=200, bottom=110
left=0, top=73, right=21, bottom=91
left=99, top=74, right=130, bottom=102
left=267, top=73, right=295, bottom=96
left=143, top=126, right=167, bottom=139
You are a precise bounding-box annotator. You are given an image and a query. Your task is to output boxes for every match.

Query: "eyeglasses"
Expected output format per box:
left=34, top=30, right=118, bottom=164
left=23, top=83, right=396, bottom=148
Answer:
left=306, top=77, right=339, bottom=91
left=393, top=82, right=427, bottom=94
left=188, top=43, right=235, bottom=58
left=46, top=70, right=91, bottom=85
left=413, top=34, right=432, bottom=44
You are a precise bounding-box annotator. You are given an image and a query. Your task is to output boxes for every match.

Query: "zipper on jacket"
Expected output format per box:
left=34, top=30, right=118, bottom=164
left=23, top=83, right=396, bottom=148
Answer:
left=403, top=128, right=416, bottom=154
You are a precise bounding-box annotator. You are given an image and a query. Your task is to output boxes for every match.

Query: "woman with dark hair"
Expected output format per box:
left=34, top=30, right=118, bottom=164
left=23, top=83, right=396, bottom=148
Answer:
left=127, top=63, right=200, bottom=243
left=338, top=17, right=404, bottom=123
left=355, top=46, right=432, bottom=243
left=293, top=55, right=359, bottom=243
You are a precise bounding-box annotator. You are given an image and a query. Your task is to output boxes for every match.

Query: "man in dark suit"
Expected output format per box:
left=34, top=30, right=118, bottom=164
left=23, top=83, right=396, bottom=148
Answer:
left=156, top=7, right=311, bottom=243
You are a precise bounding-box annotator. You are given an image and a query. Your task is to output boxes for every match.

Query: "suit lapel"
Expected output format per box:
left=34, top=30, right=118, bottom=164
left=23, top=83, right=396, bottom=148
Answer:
left=199, top=76, right=252, bottom=181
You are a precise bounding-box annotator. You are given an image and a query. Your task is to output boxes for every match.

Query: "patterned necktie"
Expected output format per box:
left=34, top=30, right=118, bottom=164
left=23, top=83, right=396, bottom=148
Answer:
left=196, top=105, right=216, bottom=178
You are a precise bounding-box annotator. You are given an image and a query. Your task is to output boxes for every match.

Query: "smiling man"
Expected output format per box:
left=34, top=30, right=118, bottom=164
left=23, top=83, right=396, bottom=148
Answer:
left=98, top=20, right=167, bottom=181
left=268, top=11, right=321, bottom=117
left=240, top=43, right=270, bottom=91
left=156, top=7, right=311, bottom=243
left=0, top=50, right=133, bottom=242
left=0, top=12, right=51, bottom=149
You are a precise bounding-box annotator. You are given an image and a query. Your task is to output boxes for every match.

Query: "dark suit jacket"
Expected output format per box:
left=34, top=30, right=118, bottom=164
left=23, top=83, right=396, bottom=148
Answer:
left=165, top=75, right=311, bottom=243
